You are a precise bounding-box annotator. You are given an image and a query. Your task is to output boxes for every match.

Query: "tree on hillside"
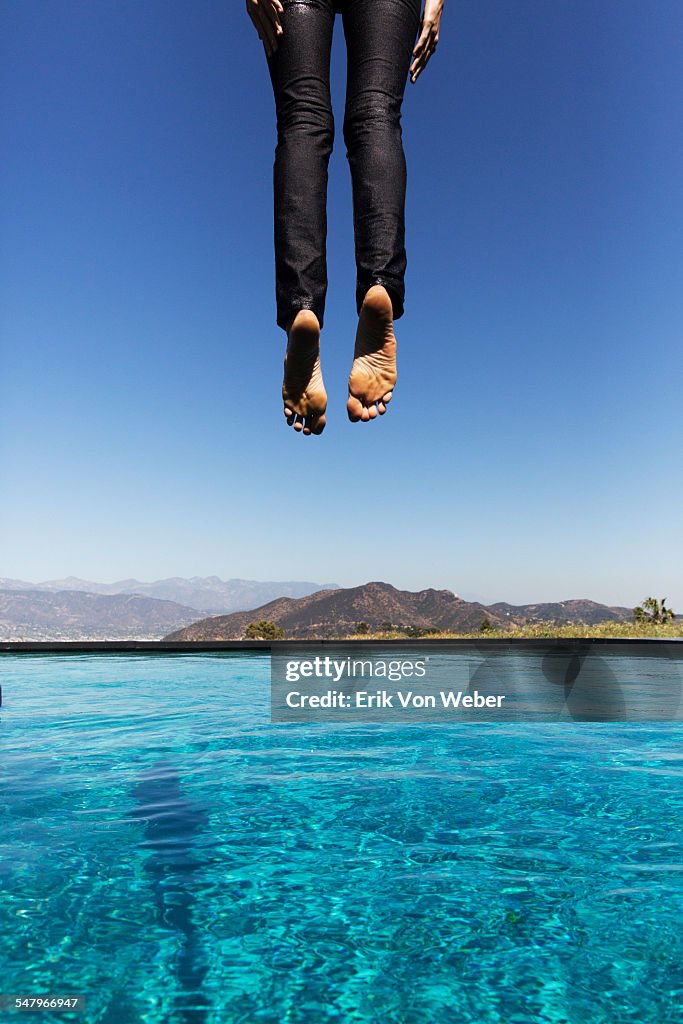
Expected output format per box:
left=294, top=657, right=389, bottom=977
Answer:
left=479, top=617, right=493, bottom=632
left=356, top=621, right=369, bottom=635
left=633, top=597, right=675, bottom=625
left=244, top=620, right=285, bottom=640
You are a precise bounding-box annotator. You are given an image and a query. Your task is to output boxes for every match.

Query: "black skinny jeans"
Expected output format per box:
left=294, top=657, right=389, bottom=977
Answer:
left=266, top=0, right=421, bottom=331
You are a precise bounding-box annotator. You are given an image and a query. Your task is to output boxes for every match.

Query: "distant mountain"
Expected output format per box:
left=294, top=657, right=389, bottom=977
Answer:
left=0, top=576, right=339, bottom=614
left=165, top=582, right=504, bottom=640
left=0, top=578, right=644, bottom=642
left=487, top=599, right=633, bottom=626
left=164, top=583, right=638, bottom=641
left=0, top=590, right=201, bottom=640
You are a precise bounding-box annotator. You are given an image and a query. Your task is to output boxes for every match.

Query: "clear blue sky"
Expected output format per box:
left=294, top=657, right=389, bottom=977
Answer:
left=1, top=0, right=682, bottom=608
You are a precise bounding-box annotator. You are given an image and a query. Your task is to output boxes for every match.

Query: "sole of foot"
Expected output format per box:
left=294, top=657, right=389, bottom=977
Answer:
left=347, top=284, right=397, bottom=422
left=282, top=309, right=327, bottom=435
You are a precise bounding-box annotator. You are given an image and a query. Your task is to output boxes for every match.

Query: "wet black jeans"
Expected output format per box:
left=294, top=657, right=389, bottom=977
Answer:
left=266, top=0, right=421, bottom=331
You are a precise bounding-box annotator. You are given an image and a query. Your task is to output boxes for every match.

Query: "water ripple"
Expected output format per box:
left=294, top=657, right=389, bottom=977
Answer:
left=1, top=654, right=682, bottom=1023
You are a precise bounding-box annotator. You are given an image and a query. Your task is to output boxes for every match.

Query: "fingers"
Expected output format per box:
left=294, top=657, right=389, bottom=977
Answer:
left=409, top=19, right=439, bottom=83
left=246, top=0, right=284, bottom=58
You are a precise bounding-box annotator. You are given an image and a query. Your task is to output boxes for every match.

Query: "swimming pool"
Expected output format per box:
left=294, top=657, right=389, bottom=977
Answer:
left=1, top=653, right=682, bottom=1023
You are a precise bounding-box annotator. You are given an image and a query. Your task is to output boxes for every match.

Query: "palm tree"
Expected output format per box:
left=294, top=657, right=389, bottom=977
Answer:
left=633, top=597, right=675, bottom=624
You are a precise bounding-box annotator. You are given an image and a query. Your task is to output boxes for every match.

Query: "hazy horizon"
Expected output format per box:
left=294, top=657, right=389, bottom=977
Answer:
left=0, top=571, right=660, bottom=612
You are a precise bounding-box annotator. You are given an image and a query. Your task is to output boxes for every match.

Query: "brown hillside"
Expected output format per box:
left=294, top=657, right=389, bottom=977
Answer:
left=163, top=582, right=505, bottom=640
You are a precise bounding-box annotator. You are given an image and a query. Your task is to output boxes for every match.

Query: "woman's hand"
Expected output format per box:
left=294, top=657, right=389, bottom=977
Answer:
left=410, top=0, right=444, bottom=83
left=246, top=0, right=284, bottom=59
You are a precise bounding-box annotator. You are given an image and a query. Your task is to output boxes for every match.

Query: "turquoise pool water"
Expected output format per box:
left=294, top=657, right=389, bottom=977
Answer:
left=1, top=653, right=682, bottom=1024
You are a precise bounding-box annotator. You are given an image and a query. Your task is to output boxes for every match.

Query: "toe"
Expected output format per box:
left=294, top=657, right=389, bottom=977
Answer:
left=377, top=401, right=386, bottom=415
left=368, top=404, right=378, bottom=419
left=347, top=395, right=363, bottom=422
left=312, top=415, right=326, bottom=435
left=361, top=407, right=370, bottom=422
left=293, top=415, right=303, bottom=432
left=303, top=413, right=320, bottom=435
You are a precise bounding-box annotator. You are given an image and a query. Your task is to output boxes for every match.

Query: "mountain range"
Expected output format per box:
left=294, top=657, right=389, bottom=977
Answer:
left=0, top=577, right=643, bottom=641
left=0, top=590, right=200, bottom=640
left=0, top=575, right=338, bottom=611
left=0, top=576, right=338, bottom=640
left=164, top=582, right=636, bottom=641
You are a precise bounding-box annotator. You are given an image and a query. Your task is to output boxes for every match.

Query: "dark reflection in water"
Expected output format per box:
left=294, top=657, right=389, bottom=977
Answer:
left=129, top=762, right=210, bottom=1023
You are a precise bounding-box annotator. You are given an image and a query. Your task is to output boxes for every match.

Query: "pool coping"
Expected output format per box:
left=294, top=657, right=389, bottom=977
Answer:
left=1, top=638, right=681, bottom=654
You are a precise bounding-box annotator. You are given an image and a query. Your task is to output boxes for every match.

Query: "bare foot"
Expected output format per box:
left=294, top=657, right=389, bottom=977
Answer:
left=282, top=309, right=327, bottom=435
left=347, top=285, right=396, bottom=422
